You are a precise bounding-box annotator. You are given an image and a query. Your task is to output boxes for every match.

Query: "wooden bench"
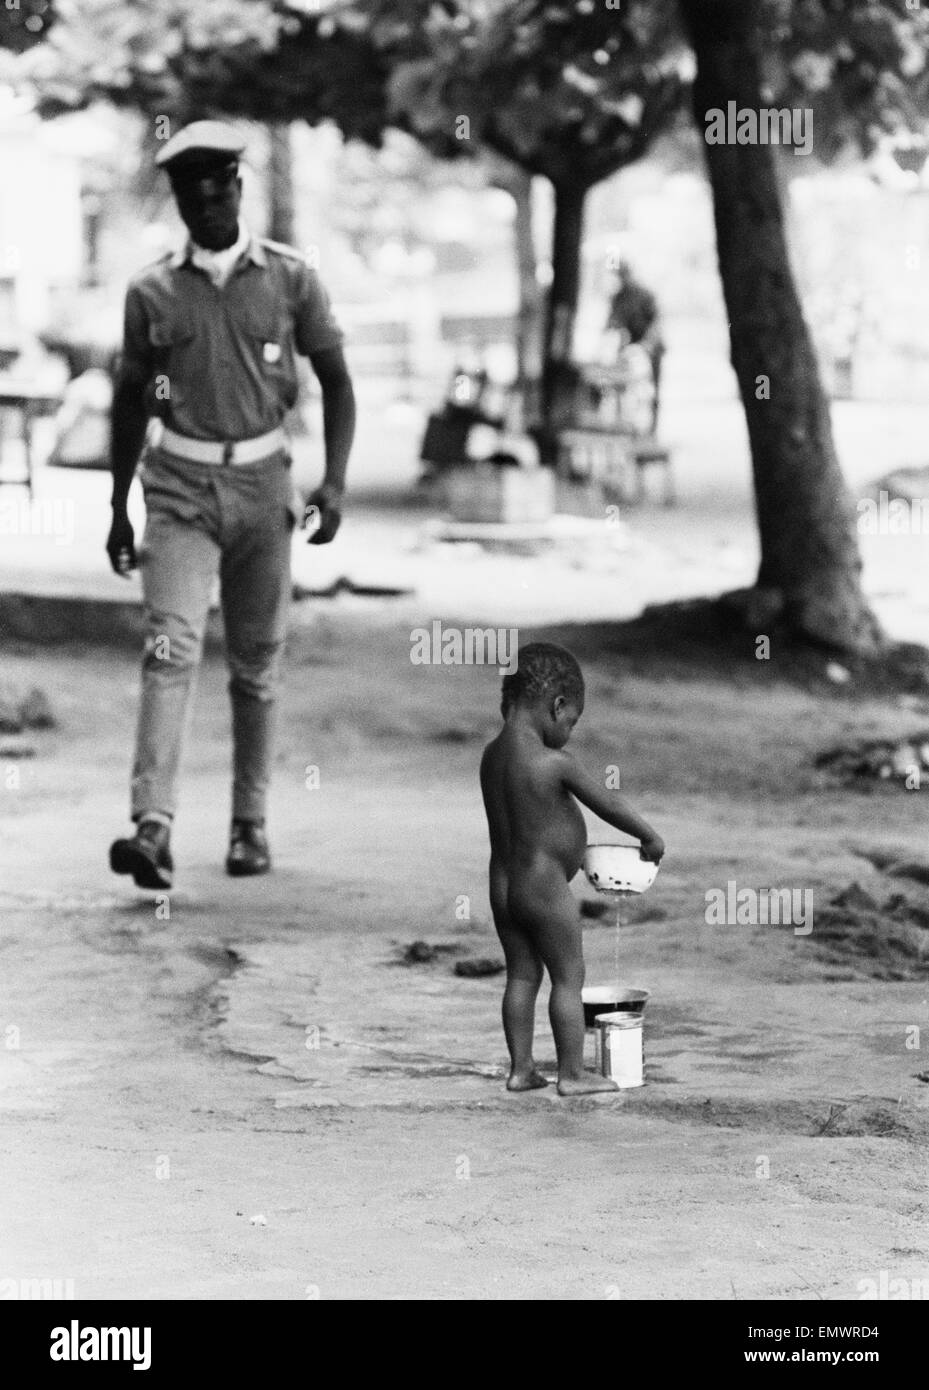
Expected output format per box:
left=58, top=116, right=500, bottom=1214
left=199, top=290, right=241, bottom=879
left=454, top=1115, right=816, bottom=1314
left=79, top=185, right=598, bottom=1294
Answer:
left=557, top=426, right=674, bottom=506
left=632, top=437, right=675, bottom=506
left=0, top=383, right=63, bottom=499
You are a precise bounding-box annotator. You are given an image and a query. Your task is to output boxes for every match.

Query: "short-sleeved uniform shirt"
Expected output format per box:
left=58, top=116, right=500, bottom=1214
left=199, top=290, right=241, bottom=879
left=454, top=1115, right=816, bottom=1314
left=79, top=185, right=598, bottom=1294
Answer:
left=120, top=236, right=343, bottom=441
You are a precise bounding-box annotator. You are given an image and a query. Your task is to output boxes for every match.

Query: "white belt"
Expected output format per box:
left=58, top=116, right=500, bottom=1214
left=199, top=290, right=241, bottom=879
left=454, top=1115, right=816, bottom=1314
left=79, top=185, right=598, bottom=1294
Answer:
left=160, top=426, right=286, bottom=466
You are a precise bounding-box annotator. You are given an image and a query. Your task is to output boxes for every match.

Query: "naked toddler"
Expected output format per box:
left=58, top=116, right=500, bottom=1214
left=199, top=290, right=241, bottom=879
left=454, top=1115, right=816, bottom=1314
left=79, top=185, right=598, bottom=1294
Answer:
left=479, top=642, right=664, bottom=1095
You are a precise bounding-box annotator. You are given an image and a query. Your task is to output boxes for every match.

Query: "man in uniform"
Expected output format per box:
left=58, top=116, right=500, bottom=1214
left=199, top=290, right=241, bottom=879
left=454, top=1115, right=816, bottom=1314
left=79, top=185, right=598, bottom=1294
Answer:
left=107, top=121, right=355, bottom=888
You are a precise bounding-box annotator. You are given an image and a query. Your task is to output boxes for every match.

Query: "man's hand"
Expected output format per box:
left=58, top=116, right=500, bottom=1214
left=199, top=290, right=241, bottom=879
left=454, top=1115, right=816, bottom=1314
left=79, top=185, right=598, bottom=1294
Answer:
left=640, top=834, right=665, bottom=864
left=307, top=346, right=354, bottom=541
left=106, top=509, right=138, bottom=576
left=304, top=484, right=343, bottom=546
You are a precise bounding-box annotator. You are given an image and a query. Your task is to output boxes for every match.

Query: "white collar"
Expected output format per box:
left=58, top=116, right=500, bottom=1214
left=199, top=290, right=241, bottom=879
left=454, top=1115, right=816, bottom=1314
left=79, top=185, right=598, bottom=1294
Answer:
left=187, top=222, right=251, bottom=285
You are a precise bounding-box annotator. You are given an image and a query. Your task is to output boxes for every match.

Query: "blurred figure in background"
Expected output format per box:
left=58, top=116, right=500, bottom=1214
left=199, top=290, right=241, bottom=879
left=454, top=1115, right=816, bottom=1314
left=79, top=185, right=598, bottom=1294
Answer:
left=605, top=260, right=665, bottom=434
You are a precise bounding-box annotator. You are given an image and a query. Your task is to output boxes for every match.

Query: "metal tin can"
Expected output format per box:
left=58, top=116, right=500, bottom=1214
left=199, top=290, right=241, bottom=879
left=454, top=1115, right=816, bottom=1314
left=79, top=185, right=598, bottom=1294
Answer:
left=597, top=1011, right=644, bottom=1088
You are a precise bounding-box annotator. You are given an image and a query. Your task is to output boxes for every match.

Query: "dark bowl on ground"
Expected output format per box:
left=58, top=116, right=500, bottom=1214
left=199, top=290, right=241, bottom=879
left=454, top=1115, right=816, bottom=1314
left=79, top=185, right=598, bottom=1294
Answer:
left=582, top=985, right=650, bottom=1028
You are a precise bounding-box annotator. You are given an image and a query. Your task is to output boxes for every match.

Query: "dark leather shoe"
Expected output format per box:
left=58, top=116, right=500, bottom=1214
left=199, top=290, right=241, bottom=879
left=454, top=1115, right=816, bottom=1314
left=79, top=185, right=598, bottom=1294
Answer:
left=226, top=819, right=271, bottom=877
left=110, top=819, right=174, bottom=890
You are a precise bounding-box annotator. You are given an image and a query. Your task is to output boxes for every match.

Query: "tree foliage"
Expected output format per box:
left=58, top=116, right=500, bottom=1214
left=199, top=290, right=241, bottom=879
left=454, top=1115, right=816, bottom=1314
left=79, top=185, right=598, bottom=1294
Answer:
left=20, top=2, right=929, bottom=172
left=22, top=0, right=389, bottom=141
left=758, top=0, right=929, bottom=158
left=369, top=0, right=692, bottom=185
left=0, top=0, right=54, bottom=53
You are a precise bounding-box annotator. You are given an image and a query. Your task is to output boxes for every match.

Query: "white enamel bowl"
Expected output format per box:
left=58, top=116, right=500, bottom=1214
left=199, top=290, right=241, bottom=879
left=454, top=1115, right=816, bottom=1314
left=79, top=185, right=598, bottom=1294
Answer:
left=583, top=843, right=659, bottom=895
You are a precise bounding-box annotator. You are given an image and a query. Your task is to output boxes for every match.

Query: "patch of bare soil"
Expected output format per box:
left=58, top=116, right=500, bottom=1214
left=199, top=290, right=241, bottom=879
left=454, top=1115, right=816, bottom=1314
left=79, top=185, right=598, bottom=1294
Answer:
left=853, top=848, right=929, bottom=886
left=547, top=598, right=929, bottom=697
left=816, top=733, right=929, bottom=787
left=651, top=1096, right=922, bottom=1141
left=810, top=880, right=929, bottom=980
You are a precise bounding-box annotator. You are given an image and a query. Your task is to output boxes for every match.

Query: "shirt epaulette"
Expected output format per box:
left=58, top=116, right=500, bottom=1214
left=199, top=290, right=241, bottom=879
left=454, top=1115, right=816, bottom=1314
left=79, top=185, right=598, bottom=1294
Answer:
left=257, top=237, right=311, bottom=264
left=128, top=249, right=174, bottom=285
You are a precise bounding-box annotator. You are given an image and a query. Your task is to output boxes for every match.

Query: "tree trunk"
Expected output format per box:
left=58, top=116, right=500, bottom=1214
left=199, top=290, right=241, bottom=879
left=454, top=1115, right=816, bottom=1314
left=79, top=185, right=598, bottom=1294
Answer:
left=510, top=168, right=542, bottom=398
left=486, top=157, right=542, bottom=413
left=267, top=123, right=295, bottom=244
left=540, top=179, right=588, bottom=443
left=680, top=0, right=882, bottom=654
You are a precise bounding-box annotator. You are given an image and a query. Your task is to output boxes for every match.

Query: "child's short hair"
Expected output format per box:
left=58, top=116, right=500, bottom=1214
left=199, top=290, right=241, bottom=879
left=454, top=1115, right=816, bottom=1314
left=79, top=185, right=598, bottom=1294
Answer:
left=501, top=642, right=585, bottom=718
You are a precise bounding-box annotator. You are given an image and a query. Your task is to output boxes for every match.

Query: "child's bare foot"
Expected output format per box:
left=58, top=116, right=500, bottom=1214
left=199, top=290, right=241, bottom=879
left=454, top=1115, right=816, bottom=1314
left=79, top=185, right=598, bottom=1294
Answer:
left=557, top=1071, right=620, bottom=1096
left=507, top=1068, right=550, bottom=1092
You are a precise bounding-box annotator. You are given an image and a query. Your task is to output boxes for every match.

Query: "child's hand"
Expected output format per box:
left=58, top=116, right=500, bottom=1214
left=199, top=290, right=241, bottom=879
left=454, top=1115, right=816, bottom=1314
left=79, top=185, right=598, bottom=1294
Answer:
left=640, top=834, right=665, bottom=864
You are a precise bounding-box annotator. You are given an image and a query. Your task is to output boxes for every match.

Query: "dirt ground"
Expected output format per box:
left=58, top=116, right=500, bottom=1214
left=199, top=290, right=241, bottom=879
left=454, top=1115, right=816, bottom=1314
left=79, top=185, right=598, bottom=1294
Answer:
left=2, top=615, right=929, bottom=1300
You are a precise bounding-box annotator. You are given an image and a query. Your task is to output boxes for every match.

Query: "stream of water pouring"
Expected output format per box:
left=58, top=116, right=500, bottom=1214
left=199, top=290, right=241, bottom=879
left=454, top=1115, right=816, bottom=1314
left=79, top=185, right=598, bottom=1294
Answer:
left=612, top=893, right=627, bottom=977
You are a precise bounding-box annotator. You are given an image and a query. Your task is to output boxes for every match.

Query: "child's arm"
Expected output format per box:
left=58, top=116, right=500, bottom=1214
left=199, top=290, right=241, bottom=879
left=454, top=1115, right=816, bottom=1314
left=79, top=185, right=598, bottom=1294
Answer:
left=557, top=752, right=665, bottom=862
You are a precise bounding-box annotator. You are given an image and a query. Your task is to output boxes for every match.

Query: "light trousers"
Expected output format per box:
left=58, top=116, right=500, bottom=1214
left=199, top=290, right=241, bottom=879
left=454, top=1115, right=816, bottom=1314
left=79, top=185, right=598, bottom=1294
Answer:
left=130, top=446, right=294, bottom=824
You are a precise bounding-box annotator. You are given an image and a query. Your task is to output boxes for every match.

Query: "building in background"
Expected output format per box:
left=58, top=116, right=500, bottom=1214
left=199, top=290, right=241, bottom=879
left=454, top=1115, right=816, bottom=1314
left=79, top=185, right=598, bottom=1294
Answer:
left=0, top=89, right=82, bottom=364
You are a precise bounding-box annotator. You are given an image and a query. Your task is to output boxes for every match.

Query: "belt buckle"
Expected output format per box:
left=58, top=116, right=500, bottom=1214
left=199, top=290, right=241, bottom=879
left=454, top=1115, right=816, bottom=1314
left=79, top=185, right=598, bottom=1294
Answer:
left=222, top=441, right=234, bottom=466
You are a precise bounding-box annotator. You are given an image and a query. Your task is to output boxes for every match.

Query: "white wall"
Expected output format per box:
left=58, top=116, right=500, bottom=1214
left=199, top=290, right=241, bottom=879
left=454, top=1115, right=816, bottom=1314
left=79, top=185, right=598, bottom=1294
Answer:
left=0, top=114, right=83, bottom=335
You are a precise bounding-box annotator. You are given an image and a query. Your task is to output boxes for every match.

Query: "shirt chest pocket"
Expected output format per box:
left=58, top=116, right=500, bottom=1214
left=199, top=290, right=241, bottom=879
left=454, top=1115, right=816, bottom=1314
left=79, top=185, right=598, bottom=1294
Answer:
left=234, top=307, right=297, bottom=403
left=148, top=316, right=197, bottom=376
